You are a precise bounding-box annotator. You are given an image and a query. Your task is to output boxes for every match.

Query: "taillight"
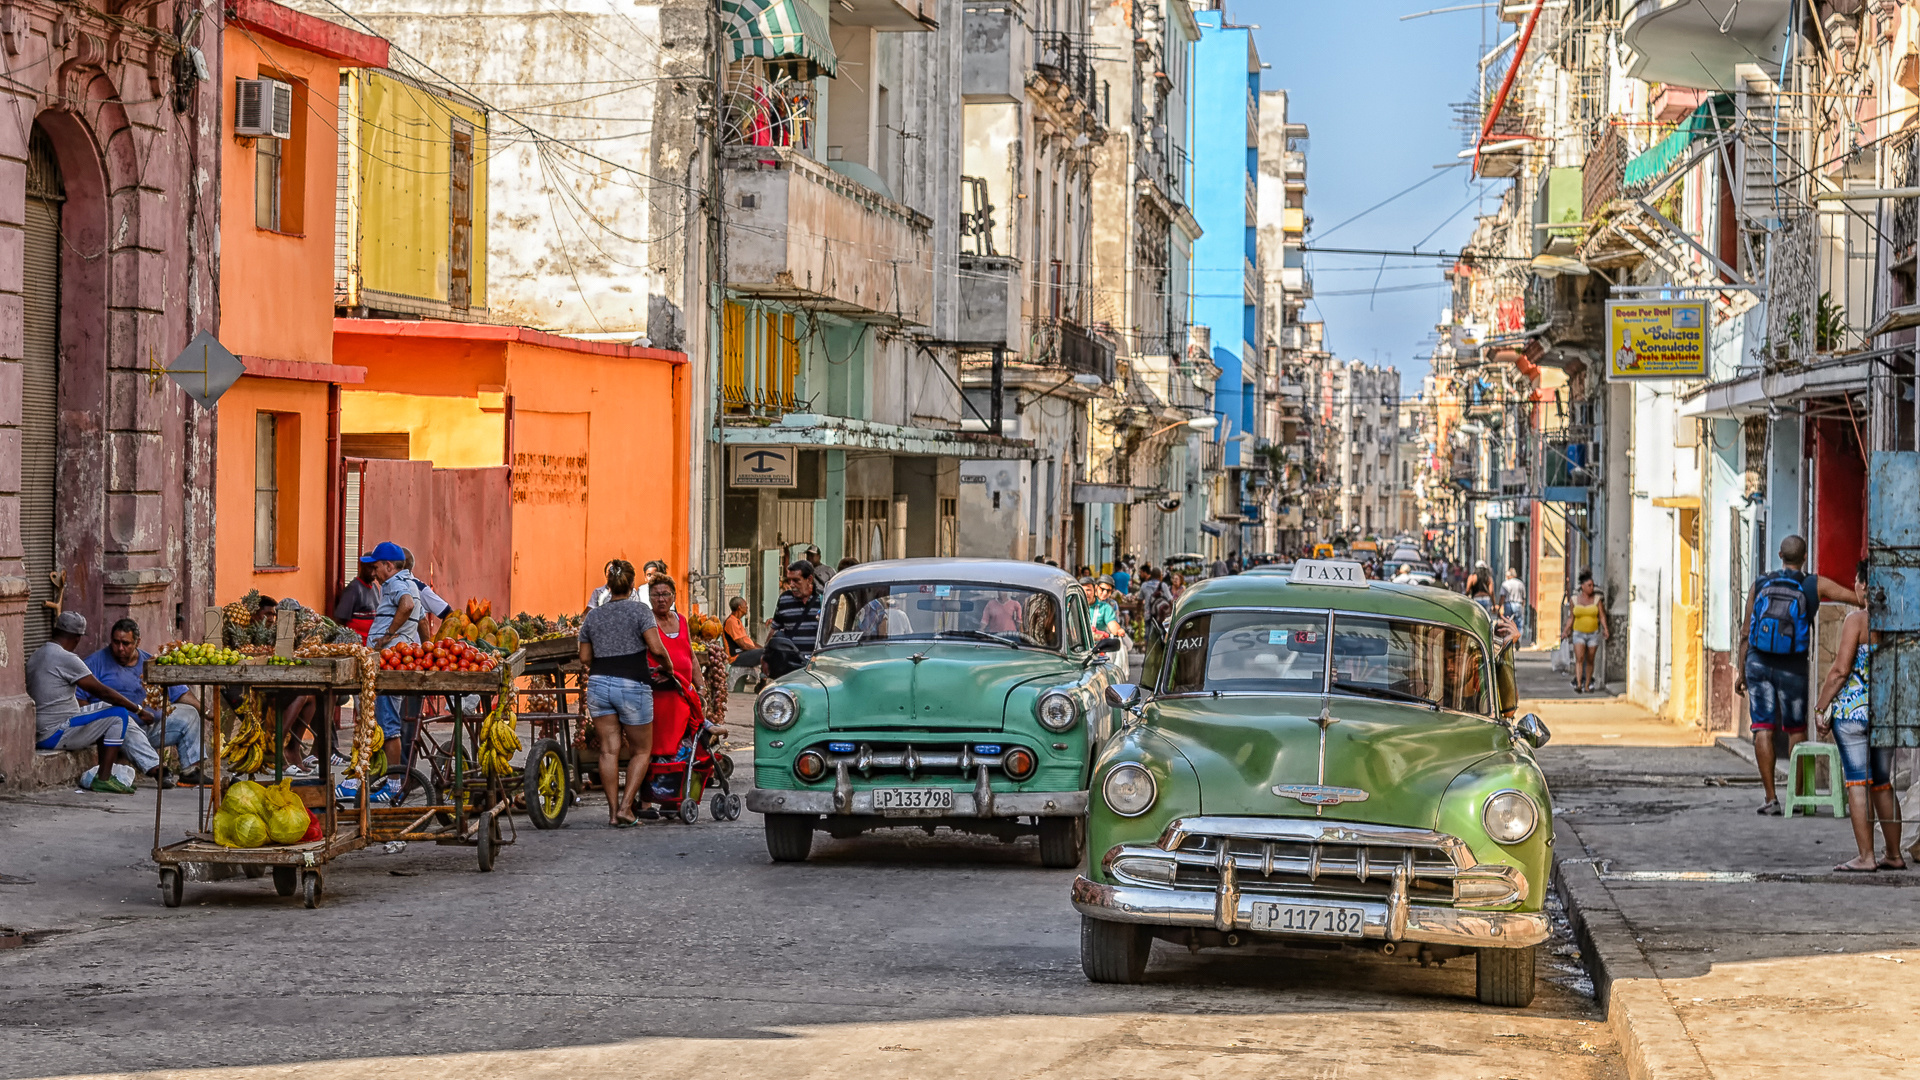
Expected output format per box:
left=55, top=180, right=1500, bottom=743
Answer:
left=1003, top=747, right=1036, bottom=781
left=794, top=750, right=827, bottom=782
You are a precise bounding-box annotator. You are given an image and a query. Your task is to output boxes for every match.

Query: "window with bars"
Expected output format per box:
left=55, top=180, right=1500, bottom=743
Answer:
left=254, top=412, right=300, bottom=567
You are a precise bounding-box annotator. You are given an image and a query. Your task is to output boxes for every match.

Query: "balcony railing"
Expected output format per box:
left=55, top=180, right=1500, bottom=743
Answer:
left=722, top=70, right=815, bottom=152
left=1036, top=32, right=1100, bottom=115
left=1049, top=318, right=1115, bottom=382
left=1892, top=131, right=1919, bottom=256
left=1583, top=122, right=1624, bottom=219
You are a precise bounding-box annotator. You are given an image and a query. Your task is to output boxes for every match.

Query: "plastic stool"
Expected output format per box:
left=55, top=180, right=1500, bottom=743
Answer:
left=1783, top=741, right=1846, bottom=818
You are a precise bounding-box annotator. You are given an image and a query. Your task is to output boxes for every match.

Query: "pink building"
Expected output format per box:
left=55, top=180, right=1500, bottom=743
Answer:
left=0, top=2, right=222, bottom=786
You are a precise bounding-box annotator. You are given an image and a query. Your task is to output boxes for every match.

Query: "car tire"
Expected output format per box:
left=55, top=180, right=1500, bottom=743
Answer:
left=1475, top=945, right=1536, bottom=1007
left=1080, top=915, right=1151, bottom=984
left=764, top=813, right=815, bottom=862
left=1037, top=816, right=1085, bottom=869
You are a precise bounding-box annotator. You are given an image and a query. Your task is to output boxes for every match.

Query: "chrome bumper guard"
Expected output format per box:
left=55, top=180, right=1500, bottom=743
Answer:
left=1070, top=876, right=1548, bottom=948
left=746, top=787, right=1087, bottom=818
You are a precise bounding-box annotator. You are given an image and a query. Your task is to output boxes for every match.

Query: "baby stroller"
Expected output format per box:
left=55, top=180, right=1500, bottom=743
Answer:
left=641, top=681, right=741, bottom=824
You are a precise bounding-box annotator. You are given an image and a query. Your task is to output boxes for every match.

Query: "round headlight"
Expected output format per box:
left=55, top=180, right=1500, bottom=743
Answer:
left=758, top=689, right=797, bottom=730
left=1482, top=790, right=1539, bottom=844
left=1036, top=691, right=1078, bottom=732
left=1102, top=763, right=1156, bottom=817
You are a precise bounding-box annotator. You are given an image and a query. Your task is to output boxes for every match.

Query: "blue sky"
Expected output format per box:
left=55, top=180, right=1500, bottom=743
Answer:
left=1243, top=1, right=1508, bottom=395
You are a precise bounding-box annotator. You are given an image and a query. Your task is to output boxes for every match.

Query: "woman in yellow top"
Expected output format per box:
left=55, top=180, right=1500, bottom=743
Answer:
left=1560, top=571, right=1610, bottom=694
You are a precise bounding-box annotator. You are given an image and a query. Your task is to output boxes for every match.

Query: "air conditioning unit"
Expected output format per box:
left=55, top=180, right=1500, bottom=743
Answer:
left=235, top=78, right=292, bottom=139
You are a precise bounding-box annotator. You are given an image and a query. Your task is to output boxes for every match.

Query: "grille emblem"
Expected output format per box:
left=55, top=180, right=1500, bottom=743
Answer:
left=1271, top=784, right=1370, bottom=806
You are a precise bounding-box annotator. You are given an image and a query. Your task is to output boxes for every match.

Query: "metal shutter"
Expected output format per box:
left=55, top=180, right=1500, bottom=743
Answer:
left=21, top=131, right=63, bottom=656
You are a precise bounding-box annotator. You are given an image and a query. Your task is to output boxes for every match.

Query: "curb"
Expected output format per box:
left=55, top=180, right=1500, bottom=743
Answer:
left=1552, top=820, right=1712, bottom=1080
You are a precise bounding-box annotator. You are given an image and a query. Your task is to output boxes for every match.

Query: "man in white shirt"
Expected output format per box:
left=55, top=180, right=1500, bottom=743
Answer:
left=29, top=611, right=166, bottom=793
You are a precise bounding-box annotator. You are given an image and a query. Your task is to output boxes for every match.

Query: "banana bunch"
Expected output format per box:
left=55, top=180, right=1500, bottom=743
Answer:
left=295, top=642, right=379, bottom=779
left=476, top=667, right=521, bottom=776
left=223, top=692, right=268, bottom=775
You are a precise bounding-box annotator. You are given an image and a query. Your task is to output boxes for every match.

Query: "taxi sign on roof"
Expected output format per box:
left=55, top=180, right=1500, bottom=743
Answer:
left=1290, top=559, right=1368, bottom=588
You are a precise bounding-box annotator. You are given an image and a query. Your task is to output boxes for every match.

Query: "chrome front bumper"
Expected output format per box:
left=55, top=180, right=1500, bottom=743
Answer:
left=1071, top=876, right=1549, bottom=948
left=747, top=788, right=1087, bottom=818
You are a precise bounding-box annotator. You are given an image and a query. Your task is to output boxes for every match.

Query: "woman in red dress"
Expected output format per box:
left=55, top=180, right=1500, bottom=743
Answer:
left=646, top=575, right=698, bottom=761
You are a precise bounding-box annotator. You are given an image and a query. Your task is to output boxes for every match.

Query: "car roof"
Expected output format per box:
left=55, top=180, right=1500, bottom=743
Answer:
left=1173, top=572, right=1489, bottom=632
left=818, top=558, right=1078, bottom=594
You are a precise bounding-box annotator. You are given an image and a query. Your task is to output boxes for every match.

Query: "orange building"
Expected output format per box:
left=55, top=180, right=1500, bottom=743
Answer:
left=214, top=1, right=388, bottom=610
left=331, top=321, right=690, bottom=619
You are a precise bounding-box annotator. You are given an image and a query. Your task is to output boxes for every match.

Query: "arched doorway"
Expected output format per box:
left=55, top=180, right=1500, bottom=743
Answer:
left=20, top=125, right=64, bottom=655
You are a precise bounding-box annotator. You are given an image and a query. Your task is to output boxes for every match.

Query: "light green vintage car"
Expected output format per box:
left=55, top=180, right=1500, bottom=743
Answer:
left=1074, top=561, right=1552, bottom=1007
left=746, top=559, right=1123, bottom=867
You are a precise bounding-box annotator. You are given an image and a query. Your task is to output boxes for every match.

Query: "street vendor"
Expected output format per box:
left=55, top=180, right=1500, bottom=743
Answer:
left=339, top=541, right=420, bottom=806
left=398, top=547, right=454, bottom=631
left=249, top=598, right=324, bottom=776
left=79, top=618, right=209, bottom=786
left=29, top=611, right=167, bottom=793
left=332, top=557, right=379, bottom=642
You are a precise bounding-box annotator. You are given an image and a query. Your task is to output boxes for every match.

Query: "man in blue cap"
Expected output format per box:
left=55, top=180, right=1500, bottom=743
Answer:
left=339, top=541, right=420, bottom=805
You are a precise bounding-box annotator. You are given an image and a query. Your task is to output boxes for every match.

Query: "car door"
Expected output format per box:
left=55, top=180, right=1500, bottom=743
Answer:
left=1065, top=588, right=1117, bottom=745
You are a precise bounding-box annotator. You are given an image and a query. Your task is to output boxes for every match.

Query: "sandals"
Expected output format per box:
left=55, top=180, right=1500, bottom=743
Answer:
left=610, top=817, right=640, bottom=829
left=1878, top=859, right=1908, bottom=871
left=1834, top=860, right=1878, bottom=873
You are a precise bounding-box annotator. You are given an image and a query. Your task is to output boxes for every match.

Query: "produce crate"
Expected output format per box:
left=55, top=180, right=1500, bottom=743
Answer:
left=520, top=634, right=579, bottom=666
left=373, top=649, right=526, bottom=693
left=143, top=657, right=361, bottom=687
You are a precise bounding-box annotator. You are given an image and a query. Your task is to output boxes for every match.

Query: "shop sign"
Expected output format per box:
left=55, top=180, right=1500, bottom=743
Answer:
left=729, top=445, right=796, bottom=487
left=1606, top=300, right=1708, bottom=379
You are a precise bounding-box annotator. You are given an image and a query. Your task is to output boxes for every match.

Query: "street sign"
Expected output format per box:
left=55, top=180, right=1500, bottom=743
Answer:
left=728, top=445, right=796, bottom=487
left=166, top=330, right=245, bottom=408
left=1605, top=300, right=1708, bottom=379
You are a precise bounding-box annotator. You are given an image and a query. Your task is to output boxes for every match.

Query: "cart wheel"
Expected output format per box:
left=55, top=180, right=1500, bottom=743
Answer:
left=726, top=793, right=743, bottom=821
left=677, top=799, right=700, bottom=825
left=242, top=864, right=267, bottom=879
left=301, top=871, right=322, bottom=909
left=272, top=866, right=298, bottom=897
left=159, top=868, right=183, bottom=908
left=523, top=739, right=570, bottom=830
left=476, top=810, right=498, bottom=872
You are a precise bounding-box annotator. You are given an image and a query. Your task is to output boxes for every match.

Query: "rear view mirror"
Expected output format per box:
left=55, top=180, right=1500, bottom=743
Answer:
left=1105, top=683, right=1140, bottom=710
left=1515, top=713, right=1550, bottom=749
left=1094, top=637, right=1123, bottom=654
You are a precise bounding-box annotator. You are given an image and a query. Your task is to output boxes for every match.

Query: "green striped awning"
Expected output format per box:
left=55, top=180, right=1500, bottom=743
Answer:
left=722, top=0, right=837, bottom=76
left=1623, top=94, right=1732, bottom=191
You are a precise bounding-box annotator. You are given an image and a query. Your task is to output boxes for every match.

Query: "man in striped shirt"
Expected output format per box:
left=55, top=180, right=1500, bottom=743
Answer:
left=768, top=560, right=823, bottom=662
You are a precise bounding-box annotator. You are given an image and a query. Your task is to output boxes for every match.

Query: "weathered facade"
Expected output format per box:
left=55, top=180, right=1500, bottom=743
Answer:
left=0, top=0, right=221, bottom=786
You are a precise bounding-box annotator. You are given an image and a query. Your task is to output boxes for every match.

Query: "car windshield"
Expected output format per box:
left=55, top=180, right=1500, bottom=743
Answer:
left=819, top=583, right=1061, bottom=650
left=1160, top=610, right=1490, bottom=713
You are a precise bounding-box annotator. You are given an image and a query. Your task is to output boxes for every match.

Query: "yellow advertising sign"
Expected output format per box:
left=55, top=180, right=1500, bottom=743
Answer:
left=1606, top=300, right=1708, bottom=379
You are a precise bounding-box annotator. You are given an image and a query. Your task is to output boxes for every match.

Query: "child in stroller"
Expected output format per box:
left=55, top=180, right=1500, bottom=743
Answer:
left=639, top=682, right=740, bottom=824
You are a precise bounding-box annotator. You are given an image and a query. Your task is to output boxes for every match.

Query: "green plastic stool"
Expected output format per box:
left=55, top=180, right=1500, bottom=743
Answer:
left=1783, top=741, right=1846, bottom=818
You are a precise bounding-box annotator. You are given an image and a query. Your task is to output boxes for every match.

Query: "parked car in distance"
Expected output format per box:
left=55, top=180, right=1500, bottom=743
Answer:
left=747, top=559, right=1123, bottom=867
left=1163, top=553, right=1209, bottom=581
left=1073, top=559, right=1551, bottom=1006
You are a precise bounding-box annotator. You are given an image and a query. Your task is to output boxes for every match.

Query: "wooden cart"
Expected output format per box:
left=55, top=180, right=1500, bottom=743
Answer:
left=145, top=657, right=368, bottom=909
left=364, top=650, right=535, bottom=871
left=513, top=635, right=585, bottom=826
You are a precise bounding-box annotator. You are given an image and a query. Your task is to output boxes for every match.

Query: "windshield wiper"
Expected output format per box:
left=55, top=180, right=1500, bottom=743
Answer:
left=1331, top=680, right=1440, bottom=710
left=934, top=629, right=1020, bottom=647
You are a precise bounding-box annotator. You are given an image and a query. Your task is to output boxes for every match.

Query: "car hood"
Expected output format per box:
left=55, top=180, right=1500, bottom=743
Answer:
left=808, top=643, right=1078, bottom=731
left=1143, top=695, right=1512, bottom=830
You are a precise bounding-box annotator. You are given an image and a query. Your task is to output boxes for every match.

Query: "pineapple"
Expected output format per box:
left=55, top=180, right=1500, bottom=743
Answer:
left=222, top=598, right=253, bottom=630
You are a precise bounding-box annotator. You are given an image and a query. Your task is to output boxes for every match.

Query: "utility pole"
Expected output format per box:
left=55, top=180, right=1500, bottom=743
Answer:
left=703, top=0, right=726, bottom=606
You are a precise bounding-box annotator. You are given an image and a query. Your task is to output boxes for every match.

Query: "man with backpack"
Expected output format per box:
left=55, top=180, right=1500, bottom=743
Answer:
left=1737, top=534, right=1861, bottom=815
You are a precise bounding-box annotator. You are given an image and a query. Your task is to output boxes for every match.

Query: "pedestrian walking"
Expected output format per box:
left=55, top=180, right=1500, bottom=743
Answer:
left=1737, top=534, right=1861, bottom=815
left=1814, top=560, right=1904, bottom=871
left=578, top=560, right=670, bottom=827
left=644, top=574, right=700, bottom=817
left=1465, top=564, right=1494, bottom=615
left=1500, top=567, right=1528, bottom=633
left=766, top=560, right=823, bottom=662
left=804, top=545, right=834, bottom=587
left=1561, top=572, right=1609, bottom=694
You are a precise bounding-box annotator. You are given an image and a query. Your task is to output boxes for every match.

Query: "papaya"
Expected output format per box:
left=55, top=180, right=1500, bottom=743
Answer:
left=498, top=626, right=521, bottom=652
left=463, top=622, right=480, bottom=643
left=477, top=616, right=498, bottom=637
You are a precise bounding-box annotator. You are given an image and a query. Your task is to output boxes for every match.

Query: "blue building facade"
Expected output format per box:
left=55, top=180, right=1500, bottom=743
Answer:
left=1190, top=11, right=1260, bottom=481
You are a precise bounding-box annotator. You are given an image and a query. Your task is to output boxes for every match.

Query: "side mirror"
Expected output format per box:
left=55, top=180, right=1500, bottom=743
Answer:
left=1515, top=712, right=1550, bottom=749
left=1094, top=637, right=1124, bottom=654
left=1105, top=683, right=1141, bottom=710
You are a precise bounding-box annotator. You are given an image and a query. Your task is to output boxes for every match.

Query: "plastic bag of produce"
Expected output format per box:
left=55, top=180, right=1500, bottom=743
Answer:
left=223, top=778, right=270, bottom=819
left=301, top=808, right=322, bottom=843
left=263, top=778, right=310, bottom=844
left=213, top=804, right=269, bottom=848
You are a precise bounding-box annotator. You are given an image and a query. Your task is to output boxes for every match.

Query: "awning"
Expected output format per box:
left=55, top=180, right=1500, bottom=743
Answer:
left=1623, top=95, right=1731, bottom=191
left=723, top=413, right=1040, bottom=460
left=722, top=0, right=838, bottom=76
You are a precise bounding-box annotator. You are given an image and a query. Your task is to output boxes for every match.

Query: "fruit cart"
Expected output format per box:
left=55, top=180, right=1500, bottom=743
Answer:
left=144, top=653, right=373, bottom=909
left=364, top=649, right=534, bottom=871
left=515, top=634, right=585, bottom=828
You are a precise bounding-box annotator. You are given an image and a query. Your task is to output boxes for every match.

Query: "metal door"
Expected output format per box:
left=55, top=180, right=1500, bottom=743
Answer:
left=1867, top=451, right=1920, bottom=749
left=20, top=129, right=63, bottom=656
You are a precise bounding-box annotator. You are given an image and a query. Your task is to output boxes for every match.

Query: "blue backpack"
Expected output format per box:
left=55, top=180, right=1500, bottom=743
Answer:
left=1748, top=571, right=1814, bottom=655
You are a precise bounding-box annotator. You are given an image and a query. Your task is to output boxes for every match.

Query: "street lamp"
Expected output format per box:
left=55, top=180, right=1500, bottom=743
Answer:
left=1145, top=415, right=1218, bottom=439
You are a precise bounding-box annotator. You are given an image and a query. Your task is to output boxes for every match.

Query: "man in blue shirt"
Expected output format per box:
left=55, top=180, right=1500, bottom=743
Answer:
left=340, top=541, right=421, bottom=805
left=1111, top=564, right=1132, bottom=597
left=81, top=618, right=208, bottom=785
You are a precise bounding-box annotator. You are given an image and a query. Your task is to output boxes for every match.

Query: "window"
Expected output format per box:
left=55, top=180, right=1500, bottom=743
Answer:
left=1164, top=611, right=1328, bottom=695
left=449, top=121, right=474, bottom=309
left=818, top=582, right=1061, bottom=650
left=251, top=70, right=305, bottom=233
left=255, top=133, right=281, bottom=230
left=1065, top=592, right=1090, bottom=652
left=254, top=412, right=300, bottom=567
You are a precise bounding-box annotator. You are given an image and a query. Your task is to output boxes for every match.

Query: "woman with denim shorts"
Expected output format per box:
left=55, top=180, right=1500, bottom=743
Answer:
left=1815, top=561, right=1904, bottom=872
left=579, top=560, right=673, bottom=827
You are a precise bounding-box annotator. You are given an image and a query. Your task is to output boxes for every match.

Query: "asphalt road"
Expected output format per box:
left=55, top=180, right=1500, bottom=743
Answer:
left=0, top=748, right=1624, bottom=1080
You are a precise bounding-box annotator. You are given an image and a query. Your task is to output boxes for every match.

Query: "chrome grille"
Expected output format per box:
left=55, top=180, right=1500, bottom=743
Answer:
left=1170, top=833, right=1462, bottom=904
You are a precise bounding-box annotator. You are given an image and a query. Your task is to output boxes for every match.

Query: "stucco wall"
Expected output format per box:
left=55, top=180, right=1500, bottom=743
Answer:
left=214, top=377, right=333, bottom=610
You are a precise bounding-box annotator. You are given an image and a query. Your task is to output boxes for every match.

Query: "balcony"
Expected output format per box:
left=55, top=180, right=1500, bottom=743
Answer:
left=1284, top=150, right=1306, bottom=185
left=957, top=255, right=1018, bottom=348
left=833, top=0, right=937, bottom=30
left=1139, top=133, right=1188, bottom=207
left=1050, top=319, right=1116, bottom=382
left=1621, top=0, right=1790, bottom=90
left=1035, top=32, right=1102, bottom=120
left=725, top=146, right=932, bottom=326
left=960, top=5, right=1020, bottom=102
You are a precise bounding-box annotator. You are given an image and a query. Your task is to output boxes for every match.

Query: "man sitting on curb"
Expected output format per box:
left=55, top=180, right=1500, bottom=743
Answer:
left=29, top=611, right=168, bottom=793
left=80, top=618, right=210, bottom=786
left=1736, top=534, right=1861, bottom=815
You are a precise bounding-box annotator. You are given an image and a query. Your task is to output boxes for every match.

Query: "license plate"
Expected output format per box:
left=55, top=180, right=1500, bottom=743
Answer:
left=1248, top=902, right=1366, bottom=937
left=871, top=787, right=955, bottom=811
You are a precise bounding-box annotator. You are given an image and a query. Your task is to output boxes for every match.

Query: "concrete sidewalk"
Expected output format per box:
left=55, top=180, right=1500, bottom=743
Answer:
left=1524, top=659, right=1920, bottom=1079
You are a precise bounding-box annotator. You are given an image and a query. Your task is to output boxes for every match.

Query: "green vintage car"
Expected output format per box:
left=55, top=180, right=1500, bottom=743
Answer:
left=746, top=559, right=1123, bottom=866
left=1074, top=560, right=1552, bottom=1007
